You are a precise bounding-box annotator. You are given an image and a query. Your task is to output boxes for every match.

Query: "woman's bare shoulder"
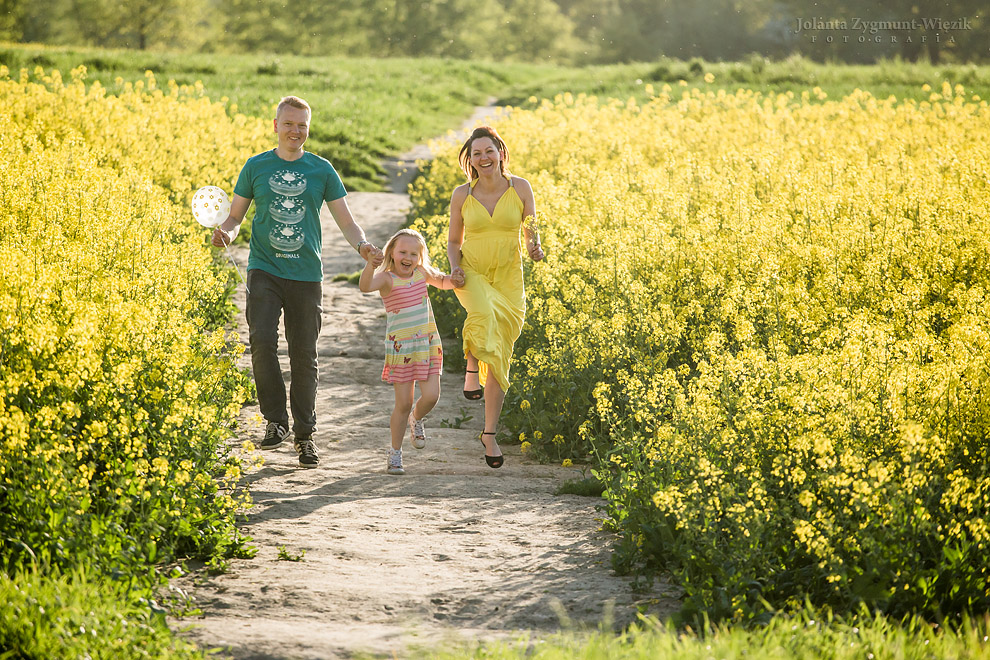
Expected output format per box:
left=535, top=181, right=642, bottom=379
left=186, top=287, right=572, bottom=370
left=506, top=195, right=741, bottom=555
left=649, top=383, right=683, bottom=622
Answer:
left=510, top=175, right=533, bottom=193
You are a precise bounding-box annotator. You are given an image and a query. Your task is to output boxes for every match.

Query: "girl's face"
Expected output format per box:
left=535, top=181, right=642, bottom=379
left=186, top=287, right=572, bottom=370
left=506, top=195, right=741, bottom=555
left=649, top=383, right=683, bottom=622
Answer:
left=390, top=235, right=422, bottom=277
left=469, top=137, right=502, bottom=178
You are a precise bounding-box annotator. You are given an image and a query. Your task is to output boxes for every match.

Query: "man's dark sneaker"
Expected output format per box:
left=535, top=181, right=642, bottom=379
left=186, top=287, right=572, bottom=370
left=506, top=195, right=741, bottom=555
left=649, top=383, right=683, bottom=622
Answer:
left=294, top=435, right=320, bottom=468
left=260, top=421, right=290, bottom=450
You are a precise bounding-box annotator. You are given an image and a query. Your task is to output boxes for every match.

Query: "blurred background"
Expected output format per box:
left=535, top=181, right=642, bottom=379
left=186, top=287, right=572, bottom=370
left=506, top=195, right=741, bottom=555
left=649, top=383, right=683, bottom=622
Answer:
left=1, top=0, right=986, bottom=64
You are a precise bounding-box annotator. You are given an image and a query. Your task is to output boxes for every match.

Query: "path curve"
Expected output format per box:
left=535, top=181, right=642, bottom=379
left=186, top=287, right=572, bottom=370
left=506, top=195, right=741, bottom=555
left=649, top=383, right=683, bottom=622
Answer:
left=171, top=109, right=677, bottom=659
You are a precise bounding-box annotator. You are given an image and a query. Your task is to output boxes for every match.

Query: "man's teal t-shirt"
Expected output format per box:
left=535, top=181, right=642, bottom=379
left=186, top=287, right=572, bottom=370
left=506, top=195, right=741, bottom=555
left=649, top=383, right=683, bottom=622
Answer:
left=234, top=149, right=347, bottom=282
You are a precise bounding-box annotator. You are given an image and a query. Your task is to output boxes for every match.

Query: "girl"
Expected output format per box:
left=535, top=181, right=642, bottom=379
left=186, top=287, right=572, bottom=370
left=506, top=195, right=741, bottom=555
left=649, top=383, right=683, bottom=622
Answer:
left=359, top=229, right=462, bottom=474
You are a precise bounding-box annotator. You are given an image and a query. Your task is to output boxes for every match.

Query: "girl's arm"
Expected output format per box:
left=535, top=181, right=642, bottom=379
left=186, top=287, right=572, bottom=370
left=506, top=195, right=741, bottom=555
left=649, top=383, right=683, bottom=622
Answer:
left=419, top=267, right=458, bottom=290
left=358, top=258, right=392, bottom=296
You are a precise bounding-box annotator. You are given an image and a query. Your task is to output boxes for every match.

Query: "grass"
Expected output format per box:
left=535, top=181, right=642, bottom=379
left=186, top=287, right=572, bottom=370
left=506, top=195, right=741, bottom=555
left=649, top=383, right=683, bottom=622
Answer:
left=0, top=566, right=210, bottom=659
left=426, top=608, right=990, bottom=660
left=276, top=546, right=307, bottom=562
left=499, top=55, right=990, bottom=107
left=5, top=43, right=990, bottom=192
left=331, top=270, right=363, bottom=285
left=554, top=477, right=606, bottom=497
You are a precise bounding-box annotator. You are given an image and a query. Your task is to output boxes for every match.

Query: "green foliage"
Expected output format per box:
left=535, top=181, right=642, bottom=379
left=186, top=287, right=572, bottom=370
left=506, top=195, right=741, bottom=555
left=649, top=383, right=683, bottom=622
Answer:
left=429, top=607, right=990, bottom=660
left=439, top=407, right=474, bottom=429
left=276, top=546, right=306, bottom=562
left=331, top=270, right=363, bottom=285
left=0, top=567, right=211, bottom=659
left=6, top=45, right=990, bottom=194
left=0, top=44, right=560, bottom=191
left=0, top=64, right=260, bottom=655
left=410, top=86, right=990, bottom=624
left=500, top=56, right=990, bottom=108
left=554, top=477, right=605, bottom=497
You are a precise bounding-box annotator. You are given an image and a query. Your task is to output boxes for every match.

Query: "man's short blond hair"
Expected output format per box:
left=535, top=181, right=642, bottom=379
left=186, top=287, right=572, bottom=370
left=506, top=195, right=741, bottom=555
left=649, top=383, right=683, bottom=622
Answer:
left=276, top=95, right=311, bottom=117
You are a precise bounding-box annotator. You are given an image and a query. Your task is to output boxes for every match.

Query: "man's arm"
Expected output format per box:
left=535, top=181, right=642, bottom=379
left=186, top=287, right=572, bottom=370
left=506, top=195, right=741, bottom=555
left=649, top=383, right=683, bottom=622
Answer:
left=211, top=194, right=252, bottom=247
left=326, top=197, right=380, bottom=260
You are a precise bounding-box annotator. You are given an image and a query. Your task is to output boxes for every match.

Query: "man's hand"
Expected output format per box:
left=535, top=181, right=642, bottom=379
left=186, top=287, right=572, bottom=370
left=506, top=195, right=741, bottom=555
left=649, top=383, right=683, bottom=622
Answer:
left=359, top=242, right=382, bottom=262
left=212, top=227, right=232, bottom=248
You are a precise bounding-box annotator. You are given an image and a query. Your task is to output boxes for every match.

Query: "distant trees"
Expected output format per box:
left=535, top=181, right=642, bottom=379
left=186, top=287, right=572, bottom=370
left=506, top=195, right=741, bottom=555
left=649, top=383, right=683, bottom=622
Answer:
left=71, top=0, right=208, bottom=50
left=220, top=0, right=580, bottom=61
left=0, top=0, right=25, bottom=41
left=1, top=0, right=987, bottom=64
left=3, top=0, right=209, bottom=50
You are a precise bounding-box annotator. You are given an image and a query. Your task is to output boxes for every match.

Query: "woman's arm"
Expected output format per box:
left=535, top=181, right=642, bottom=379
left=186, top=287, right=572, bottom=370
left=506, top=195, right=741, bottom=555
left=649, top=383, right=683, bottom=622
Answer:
left=514, top=177, right=545, bottom=261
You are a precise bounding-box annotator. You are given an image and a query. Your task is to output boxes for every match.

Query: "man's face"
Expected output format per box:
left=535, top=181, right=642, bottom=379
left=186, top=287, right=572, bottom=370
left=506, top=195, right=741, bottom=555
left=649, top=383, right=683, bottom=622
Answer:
left=274, top=106, right=310, bottom=152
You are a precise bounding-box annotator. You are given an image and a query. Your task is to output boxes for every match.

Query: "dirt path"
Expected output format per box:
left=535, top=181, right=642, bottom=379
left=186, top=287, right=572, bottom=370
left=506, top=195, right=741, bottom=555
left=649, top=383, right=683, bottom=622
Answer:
left=172, top=115, right=678, bottom=659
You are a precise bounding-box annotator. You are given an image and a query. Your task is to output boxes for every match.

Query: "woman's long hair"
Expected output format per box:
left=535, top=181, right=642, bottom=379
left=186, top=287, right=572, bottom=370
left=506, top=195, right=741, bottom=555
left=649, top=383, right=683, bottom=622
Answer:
left=458, top=125, right=509, bottom=181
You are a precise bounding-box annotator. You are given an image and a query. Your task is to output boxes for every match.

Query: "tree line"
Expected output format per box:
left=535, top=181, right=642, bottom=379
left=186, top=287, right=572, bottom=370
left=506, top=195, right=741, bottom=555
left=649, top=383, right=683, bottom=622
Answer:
left=1, top=0, right=986, bottom=64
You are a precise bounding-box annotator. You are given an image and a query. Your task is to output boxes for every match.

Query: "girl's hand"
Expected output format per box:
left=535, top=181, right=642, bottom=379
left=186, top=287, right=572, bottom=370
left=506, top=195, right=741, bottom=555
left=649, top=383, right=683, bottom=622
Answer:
left=450, top=270, right=466, bottom=288
left=371, top=252, right=384, bottom=268
left=528, top=242, right=545, bottom=261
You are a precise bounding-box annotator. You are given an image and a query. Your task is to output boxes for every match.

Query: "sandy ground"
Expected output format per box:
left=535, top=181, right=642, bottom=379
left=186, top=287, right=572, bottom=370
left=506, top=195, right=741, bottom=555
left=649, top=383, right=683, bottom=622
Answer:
left=170, top=116, right=679, bottom=659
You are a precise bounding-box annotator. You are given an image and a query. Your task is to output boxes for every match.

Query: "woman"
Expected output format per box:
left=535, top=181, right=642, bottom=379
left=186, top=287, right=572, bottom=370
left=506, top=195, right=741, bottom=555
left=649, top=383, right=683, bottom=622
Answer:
left=448, top=126, right=545, bottom=469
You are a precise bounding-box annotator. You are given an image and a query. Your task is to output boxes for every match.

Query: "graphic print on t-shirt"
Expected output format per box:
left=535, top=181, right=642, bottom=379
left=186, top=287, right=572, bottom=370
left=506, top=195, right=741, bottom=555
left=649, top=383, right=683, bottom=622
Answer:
left=268, top=170, right=309, bottom=253
left=270, top=195, right=305, bottom=224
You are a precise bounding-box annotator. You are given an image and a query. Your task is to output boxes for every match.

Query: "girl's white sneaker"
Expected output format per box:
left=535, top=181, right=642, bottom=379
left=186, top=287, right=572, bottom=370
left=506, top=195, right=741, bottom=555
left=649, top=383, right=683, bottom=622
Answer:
left=387, top=448, right=405, bottom=475
left=408, top=413, right=427, bottom=449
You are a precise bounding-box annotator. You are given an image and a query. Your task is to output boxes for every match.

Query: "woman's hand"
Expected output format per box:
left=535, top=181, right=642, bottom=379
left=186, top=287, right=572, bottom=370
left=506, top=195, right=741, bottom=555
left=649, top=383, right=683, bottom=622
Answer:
left=450, top=266, right=466, bottom=288
left=528, top=242, right=545, bottom=262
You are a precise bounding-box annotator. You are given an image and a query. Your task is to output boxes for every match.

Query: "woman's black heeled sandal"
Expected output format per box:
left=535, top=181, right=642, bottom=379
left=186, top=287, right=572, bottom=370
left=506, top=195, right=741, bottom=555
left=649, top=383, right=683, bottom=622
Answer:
left=480, top=431, right=504, bottom=469
left=463, top=369, right=483, bottom=400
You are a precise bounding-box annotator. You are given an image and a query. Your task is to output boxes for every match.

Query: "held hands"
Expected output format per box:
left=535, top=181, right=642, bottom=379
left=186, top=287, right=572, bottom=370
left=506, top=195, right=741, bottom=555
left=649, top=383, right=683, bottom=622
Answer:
left=359, top=242, right=384, bottom=264
left=450, top=267, right=466, bottom=288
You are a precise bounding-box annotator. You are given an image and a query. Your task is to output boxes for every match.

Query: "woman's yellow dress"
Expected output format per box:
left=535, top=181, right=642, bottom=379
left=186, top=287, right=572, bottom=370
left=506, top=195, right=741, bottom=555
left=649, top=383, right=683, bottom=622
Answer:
left=455, top=179, right=526, bottom=391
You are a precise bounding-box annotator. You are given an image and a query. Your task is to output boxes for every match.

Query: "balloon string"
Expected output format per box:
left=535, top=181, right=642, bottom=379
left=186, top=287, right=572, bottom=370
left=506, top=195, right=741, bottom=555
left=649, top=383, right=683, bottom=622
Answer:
left=223, top=242, right=250, bottom=294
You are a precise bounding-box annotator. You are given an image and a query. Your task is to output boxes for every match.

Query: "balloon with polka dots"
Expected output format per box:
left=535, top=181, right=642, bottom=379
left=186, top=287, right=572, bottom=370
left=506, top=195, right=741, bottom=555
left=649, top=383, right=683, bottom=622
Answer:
left=191, top=186, right=231, bottom=227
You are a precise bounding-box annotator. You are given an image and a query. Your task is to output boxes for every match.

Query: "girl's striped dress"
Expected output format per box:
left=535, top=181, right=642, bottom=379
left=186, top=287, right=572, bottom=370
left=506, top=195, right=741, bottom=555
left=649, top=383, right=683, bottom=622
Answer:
left=380, top=268, right=443, bottom=383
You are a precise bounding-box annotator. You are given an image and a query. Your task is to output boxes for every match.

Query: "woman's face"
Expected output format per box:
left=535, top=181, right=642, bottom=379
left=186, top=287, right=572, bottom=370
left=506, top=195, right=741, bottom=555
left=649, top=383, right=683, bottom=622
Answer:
left=391, top=235, right=421, bottom=278
left=469, top=137, right=502, bottom=177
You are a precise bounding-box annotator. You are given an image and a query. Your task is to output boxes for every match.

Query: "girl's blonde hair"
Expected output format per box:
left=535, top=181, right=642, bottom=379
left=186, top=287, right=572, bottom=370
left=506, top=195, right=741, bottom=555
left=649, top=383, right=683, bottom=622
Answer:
left=381, top=229, right=442, bottom=277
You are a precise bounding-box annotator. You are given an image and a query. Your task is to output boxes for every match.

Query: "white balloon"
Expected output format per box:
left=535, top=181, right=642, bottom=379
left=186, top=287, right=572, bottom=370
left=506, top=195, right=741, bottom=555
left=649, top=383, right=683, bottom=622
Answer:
left=191, top=186, right=231, bottom=228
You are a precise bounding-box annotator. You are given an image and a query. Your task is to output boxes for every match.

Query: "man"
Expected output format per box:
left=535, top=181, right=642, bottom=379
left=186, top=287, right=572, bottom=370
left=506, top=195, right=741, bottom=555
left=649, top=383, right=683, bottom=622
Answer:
left=212, top=95, right=381, bottom=468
